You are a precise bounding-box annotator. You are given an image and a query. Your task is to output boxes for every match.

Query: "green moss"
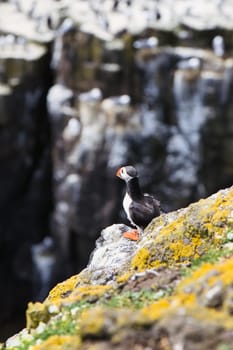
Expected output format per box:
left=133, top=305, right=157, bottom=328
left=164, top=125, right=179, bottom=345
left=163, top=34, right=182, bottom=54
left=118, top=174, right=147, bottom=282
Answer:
left=102, top=289, right=171, bottom=309
left=181, top=246, right=233, bottom=276
left=217, top=344, right=233, bottom=350
left=8, top=301, right=93, bottom=350
left=24, top=313, right=77, bottom=350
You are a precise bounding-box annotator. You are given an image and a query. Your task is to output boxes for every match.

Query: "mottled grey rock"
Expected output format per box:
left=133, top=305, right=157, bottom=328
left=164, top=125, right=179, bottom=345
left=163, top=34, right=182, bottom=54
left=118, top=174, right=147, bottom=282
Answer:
left=202, top=282, right=224, bottom=308
left=81, top=224, right=137, bottom=284
left=89, top=224, right=136, bottom=266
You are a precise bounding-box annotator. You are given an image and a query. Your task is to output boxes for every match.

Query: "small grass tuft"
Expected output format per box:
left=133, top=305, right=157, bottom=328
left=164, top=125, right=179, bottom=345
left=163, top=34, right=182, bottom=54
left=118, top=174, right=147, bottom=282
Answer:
left=102, top=288, right=172, bottom=309
left=181, top=247, right=233, bottom=276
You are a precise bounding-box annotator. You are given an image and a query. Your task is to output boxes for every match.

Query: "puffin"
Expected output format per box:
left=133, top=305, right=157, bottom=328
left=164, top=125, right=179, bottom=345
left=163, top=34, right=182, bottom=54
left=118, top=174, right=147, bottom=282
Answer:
left=116, top=165, right=161, bottom=241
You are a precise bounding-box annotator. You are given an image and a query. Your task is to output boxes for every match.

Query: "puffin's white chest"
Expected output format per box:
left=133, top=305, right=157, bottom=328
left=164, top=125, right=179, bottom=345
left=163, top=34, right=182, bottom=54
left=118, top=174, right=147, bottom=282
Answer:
left=123, top=192, right=132, bottom=222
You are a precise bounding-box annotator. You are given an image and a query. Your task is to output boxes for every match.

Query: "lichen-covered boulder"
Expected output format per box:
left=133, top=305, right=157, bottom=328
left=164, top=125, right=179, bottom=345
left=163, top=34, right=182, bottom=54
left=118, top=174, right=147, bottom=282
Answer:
left=131, top=186, right=233, bottom=270
left=3, top=186, right=233, bottom=350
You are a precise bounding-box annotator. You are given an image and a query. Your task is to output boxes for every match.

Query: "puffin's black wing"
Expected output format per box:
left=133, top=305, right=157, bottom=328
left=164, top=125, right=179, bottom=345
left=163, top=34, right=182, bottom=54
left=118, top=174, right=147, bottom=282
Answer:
left=129, top=195, right=161, bottom=229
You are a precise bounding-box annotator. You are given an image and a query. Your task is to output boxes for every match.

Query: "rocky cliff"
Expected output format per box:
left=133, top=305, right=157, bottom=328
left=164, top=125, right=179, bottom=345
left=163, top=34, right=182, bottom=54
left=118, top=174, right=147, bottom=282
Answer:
left=3, top=185, right=233, bottom=350
left=1, top=0, right=233, bottom=340
left=47, top=0, right=233, bottom=284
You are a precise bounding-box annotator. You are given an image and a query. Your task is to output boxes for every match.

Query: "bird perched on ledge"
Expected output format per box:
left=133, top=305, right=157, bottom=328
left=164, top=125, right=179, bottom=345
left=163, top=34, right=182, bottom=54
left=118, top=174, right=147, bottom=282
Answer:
left=116, top=165, right=161, bottom=241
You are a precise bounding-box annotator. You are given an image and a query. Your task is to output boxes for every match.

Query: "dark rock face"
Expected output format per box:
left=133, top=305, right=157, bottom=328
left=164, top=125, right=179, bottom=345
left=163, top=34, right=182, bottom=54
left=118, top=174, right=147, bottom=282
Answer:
left=0, top=36, right=53, bottom=339
left=48, top=27, right=233, bottom=282
left=0, top=0, right=233, bottom=341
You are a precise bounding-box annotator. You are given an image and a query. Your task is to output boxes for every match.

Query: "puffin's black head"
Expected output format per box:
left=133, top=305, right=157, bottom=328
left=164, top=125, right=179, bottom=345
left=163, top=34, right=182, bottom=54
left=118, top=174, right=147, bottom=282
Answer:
left=116, top=165, right=138, bottom=182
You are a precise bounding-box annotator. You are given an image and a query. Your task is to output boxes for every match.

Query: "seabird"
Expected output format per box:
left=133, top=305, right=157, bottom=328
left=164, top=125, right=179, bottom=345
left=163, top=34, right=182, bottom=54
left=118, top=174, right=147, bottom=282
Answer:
left=116, top=165, right=161, bottom=241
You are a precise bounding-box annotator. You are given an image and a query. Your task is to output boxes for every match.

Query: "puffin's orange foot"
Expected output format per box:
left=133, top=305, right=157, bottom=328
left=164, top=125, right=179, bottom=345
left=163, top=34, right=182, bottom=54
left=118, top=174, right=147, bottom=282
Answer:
left=123, top=229, right=139, bottom=241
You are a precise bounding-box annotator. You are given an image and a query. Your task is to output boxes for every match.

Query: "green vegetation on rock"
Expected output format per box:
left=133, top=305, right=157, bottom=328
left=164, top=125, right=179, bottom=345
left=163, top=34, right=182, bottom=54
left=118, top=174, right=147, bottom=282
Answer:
left=3, top=186, right=233, bottom=350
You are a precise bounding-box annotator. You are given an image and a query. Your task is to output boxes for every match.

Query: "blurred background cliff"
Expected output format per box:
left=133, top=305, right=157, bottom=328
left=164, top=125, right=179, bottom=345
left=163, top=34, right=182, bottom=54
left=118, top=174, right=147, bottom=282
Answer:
left=0, top=0, right=233, bottom=341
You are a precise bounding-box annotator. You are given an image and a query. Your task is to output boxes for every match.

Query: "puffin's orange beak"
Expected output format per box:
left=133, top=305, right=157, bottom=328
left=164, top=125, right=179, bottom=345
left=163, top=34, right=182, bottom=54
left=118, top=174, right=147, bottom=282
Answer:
left=116, top=167, right=122, bottom=177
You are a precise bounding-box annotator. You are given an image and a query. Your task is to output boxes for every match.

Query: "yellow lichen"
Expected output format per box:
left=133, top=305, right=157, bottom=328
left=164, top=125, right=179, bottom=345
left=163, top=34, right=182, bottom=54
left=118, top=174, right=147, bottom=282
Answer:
left=150, top=260, right=167, bottom=268
left=47, top=282, right=112, bottom=305
left=67, top=285, right=112, bottom=303
left=117, top=271, right=133, bottom=284
left=18, top=187, right=233, bottom=350
left=130, top=187, right=233, bottom=272
left=198, top=189, right=233, bottom=241
left=172, top=292, right=197, bottom=308
left=26, top=302, right=50, bottom=330
left=141, top=299, right=171, bottom=321
left=178, top=257, right=233, bottom=293
left=141, top=293, right=197, bottom=323
left=131, top=247, right=151, bottom=271
left=79, top=307, right=105, bottom=337
left=141, top=256, right=233, bottom=329
left=186, top=262, right=214, bottom=281
left=169, top=235, right=203, bottom=262
left=182, top=305, right=233, bottom=329
left=30, top=335, right=81, bottom=350
left=217, top=258, right=233, bottom=285
left=46, top=275, right=79, bottom=304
